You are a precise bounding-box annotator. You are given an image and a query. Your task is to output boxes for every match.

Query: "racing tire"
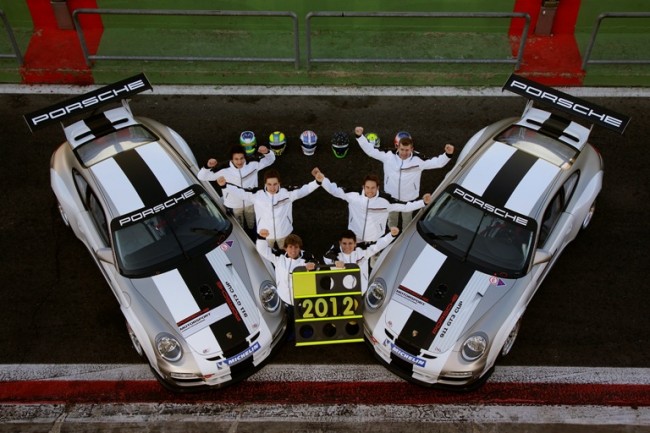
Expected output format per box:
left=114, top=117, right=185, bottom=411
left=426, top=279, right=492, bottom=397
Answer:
left=581, top=201, right=596, bottom=231
left=57, top=202, right=70, bottom=227
left=126, top=321, right=146, bottom=359
left=500, top=319, right=521, bottom=358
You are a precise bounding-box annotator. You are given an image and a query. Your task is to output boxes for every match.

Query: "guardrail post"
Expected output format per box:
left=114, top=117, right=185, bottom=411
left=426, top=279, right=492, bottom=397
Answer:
left=51, top=0, right=74, bottom=30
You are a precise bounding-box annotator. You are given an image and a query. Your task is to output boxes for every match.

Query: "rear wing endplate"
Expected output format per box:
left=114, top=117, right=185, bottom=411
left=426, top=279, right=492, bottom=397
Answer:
left=24, top=73, right=153, bottom=132
left=503, top=74, right=630, bottom=134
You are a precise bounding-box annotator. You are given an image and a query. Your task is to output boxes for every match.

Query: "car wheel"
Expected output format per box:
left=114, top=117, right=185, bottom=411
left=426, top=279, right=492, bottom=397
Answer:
left=500, top=319, right=521, bottom=357
left=581, top=201, right=596, bottom=230
left=57, top=202, right=70, bottom=227
left=126, top=321, right=146, bottom=359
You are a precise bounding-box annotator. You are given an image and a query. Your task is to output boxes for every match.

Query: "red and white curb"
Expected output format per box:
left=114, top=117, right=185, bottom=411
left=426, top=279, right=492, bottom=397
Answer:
left=1, top=364, right=649, bottom=428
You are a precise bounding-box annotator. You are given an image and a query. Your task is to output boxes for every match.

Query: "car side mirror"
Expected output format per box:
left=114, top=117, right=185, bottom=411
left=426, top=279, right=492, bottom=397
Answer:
left=532, top=249, right=552, bottom=266
left=96, top=247, right=114, bottom=264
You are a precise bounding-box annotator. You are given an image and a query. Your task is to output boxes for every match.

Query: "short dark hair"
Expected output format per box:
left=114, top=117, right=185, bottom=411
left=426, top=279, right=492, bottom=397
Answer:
left=264, top=169, right=281, bottom=183
left=229, top=145, right=246, bottom=160
left=399, top=137, right=414, bottom=148
left=363, top=174, right=380, bottom=186
left=339, top=229, right=357, bottom=242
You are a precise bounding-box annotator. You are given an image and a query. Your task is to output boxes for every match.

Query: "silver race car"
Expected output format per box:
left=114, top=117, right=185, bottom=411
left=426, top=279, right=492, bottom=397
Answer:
left=363, top=75, right=629, bottom=390
left=25, top=75, right=287, bottom=391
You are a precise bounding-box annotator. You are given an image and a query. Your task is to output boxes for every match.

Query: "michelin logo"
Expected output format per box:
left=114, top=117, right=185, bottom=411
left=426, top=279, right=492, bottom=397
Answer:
left=217, top=342, right=261, bottom=368
left=385, top=339, right=426, bottom=367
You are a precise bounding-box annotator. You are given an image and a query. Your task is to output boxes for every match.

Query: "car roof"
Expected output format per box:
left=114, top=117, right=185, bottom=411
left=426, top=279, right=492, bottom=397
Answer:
left=88, top=136, right=197, bottom=219
left=455, top=132, right=563, bottom=218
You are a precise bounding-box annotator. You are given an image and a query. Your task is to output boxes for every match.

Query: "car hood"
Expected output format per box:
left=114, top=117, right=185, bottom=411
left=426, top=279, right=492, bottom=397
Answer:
left=384, top=234, right=515, bottom=355
left=130, top=237, right=261, bottom=357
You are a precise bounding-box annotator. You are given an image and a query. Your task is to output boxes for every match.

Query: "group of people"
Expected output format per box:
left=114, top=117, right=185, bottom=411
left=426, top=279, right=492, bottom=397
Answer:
left=198, top=126, right=455, bottom=306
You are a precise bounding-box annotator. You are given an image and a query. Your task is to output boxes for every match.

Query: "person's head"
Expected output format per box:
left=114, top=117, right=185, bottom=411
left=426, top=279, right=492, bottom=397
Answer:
left=338, top=229, right=357, bottom=254
left=394, top=131, right=412, bottom=148
left=229, top=145, right=247, bottom=169
left=362, top=174, right=380, bottom=198
left=284, top=234, right=303, bottom=259
left=397, top=137, right=414, bottom=160
left=263, top=169, right=281, bottom=194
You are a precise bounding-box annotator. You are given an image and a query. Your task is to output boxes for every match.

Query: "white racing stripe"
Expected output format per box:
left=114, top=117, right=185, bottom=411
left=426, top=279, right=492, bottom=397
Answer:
left=90, top=158, right=144, bottom=214
left=136, top=141, right=190, bottom=196
left=504, top=158, right=560, bottom=214
left=387, top=244, right=445, bottom=334
left=459, top=141, right=516, bottom=195
left=152, top=270, right=220, bottom=355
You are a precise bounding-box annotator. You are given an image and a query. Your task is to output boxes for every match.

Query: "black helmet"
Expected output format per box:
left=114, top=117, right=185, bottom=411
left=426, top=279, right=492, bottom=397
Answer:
left=331, top=131, right=350, bottom=159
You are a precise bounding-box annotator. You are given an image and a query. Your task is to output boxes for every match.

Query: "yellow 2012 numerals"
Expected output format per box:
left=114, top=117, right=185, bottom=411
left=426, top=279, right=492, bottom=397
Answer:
left=301, top=296, right=357, bottom=319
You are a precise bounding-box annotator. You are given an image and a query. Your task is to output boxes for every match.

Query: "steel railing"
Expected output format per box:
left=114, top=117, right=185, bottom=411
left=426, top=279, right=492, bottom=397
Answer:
left=72, top=9, right=300, bottom=69
left=582, top=12, right=650, bottom=70
left=305, top=11, right=531, bottom=70
left=0, top=9, right=23, bottom=65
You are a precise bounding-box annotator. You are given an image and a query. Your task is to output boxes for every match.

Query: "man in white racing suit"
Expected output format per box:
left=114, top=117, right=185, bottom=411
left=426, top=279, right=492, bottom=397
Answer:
left=314, top=169, right=431, bottom=243
left=354, top=126, right=454, bottom=229
left=198, top=144, right=275, bottom=232
left=323, top=227, right=400, bottom=293
left=217, top=168, right=321, bottom=249
left=256, top=229, right=317, bottom=305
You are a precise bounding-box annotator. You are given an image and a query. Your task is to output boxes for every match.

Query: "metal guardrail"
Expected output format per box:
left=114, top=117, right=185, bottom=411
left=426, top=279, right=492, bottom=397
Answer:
left=0, top=9, right=23, bottom=65
left=305, top=11, right=531, bottom=70
left=582, top=12, right=650, bottom=70
left=72, top=9, right=300, bottom=69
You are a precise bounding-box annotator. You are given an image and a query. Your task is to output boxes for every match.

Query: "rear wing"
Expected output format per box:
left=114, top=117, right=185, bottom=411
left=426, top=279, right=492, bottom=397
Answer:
left=503, top=74, right=630, bottom=134
left=24, top=73, right=153, bottom=133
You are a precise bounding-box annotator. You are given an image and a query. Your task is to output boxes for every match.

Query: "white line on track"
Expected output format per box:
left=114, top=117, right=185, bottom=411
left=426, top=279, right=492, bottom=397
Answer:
left=2, top=364, right=649, bottom=384
left=2, top=84, right=650, bottom=98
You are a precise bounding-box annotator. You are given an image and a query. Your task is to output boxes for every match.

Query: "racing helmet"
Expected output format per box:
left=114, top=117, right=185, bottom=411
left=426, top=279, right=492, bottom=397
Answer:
left=299, top=130, right=318, bottom=156
left=394, top=131, right=412, bottom=148
left=365, top=132, right=381, bottom=149
left=331, top=131, right=350, bottom=159
left=239, top=131, right=257, bottom=155
left=268, top=131, right=287, bottom=155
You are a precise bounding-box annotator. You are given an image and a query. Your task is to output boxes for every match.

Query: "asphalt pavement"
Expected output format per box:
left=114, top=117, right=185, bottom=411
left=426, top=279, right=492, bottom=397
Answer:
left=0, top=86, right=649, bottom=432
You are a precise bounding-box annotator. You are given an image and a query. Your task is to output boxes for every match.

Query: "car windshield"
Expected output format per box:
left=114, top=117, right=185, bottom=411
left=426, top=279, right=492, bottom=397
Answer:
left=112, top=187, right=232, bottom=277
left=76, top=125, right=157, bottom=167
left=417, top=186, right=535, bottom=278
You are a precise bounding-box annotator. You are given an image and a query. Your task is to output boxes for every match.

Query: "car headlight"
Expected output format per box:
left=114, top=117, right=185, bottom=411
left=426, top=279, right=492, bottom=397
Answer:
left=461, top=332, right=488, bottom=362
left=155, top=332, right=183, bottom=362
left=259, top=280, right=281, bottom=312
left=365, top=278, right=387, bottom=310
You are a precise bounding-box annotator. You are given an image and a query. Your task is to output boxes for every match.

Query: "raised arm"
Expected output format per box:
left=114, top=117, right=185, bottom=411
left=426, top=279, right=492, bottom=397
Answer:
left=355, top=126, right=390, bottom=162
left=255, top=145, right=276, bottom=170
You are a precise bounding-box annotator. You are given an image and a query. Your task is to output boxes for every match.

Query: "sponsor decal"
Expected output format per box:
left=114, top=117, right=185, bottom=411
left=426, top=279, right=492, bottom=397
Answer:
left=117, top=188, right=195, bottom=227
left=220, top=240, right=234, bottom=251
left=394, top=286, right=443, bottom=322
left=177, top=306, right=229, bottom=338
left=432, top=294, right=459, bottom=336
left=385, top=339, right=426, bottom=367
left=503, top=74, right=630, bottom=134
left=216, top=280, right=248, bottom=321
left=217, top=341, right=261, bottom=367
left=24, top=73, right=153, bottom=132
left=453, top=187, right=530, bottom=227
left=489, top=275, right=506, bottom=286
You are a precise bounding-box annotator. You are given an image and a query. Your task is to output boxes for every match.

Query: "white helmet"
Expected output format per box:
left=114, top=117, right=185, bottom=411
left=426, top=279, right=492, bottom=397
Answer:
left=299, top=130, right=318, bottom=156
